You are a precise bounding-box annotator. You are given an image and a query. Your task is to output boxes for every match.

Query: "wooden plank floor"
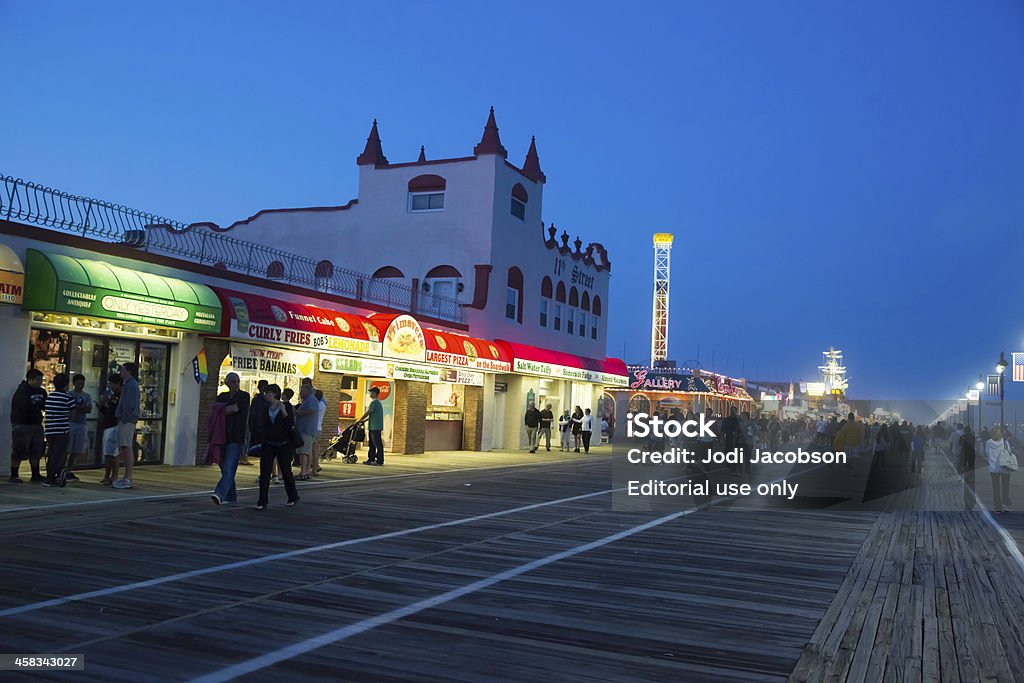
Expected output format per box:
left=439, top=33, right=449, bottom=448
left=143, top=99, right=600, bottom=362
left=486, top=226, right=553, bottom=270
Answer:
left=2, top=445, right=1023, bottom=681
left=789, top=449, right=1024, bottom=682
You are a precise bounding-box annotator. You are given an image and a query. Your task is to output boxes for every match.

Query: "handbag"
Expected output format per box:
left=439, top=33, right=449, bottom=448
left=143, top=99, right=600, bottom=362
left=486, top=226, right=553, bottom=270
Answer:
left=1000, top=443, right=1019, bottom=472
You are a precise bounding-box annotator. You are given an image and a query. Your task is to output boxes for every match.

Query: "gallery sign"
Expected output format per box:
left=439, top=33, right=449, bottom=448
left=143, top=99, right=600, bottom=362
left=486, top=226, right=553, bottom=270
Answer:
left=628, top=368, right=708, bottom=393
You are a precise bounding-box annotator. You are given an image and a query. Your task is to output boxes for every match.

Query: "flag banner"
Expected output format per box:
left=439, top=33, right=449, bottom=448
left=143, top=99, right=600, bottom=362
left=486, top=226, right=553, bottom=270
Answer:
left=1014, top=353, right=1024, bottom=383
left=988, top=374, right=1000, bottom=395
left=192, top=349, right=208, bottom=384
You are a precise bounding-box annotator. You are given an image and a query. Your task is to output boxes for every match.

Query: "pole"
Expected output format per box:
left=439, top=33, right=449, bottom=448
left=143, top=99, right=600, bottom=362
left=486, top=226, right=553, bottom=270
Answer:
left=1000, top=370, right=1005, bottom=429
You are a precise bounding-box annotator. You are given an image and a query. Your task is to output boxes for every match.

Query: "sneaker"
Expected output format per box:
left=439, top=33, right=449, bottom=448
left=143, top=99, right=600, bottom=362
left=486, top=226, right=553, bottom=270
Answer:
left=111, top=478, right=134, bottom=489
left=363, top=460, right=375, bottom=466
left=65, top=472, right=79, bottom=482
left=272, top=475, right=281, bottom=485
left=211, top=494, right=222, bottom=506
left=8, top=476, right=22, bottom=483
left=370, top=461, right=383, bottom=467
left=42, top=480, right=59, bottom=487
left=100, top=478, right=112, bottom=486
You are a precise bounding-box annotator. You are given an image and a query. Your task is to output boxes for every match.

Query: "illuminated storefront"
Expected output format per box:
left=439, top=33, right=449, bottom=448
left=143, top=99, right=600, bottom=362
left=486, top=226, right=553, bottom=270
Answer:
left=21, top=248, right=222, bottom=465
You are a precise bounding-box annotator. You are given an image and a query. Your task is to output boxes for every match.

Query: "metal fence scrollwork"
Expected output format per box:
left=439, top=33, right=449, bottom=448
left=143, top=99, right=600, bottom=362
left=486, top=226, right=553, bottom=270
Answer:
left=1, top=174, right=463, bottom=322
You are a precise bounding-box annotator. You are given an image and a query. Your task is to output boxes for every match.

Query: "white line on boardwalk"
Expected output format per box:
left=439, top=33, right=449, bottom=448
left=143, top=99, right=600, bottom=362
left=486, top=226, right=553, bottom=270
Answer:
left=0, top=486, right=613, bottom=619
left=0, top=457, right=603, bottom=514
left=189, top=507, right=696, bottom=683
left=941, top=455, right=1024, bottom=575
left=188, top=468, right=811, bottom=683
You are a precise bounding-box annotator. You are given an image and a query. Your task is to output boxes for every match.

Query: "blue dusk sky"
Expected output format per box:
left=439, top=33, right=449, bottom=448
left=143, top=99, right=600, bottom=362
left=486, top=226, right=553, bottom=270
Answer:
left=2, top=1, right=1022, bottom=400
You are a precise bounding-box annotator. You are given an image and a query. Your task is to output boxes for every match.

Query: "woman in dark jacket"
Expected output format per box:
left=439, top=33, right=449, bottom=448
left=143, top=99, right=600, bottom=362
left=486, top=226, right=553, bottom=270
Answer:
left=253, top=384, right=300, bottom=510
left=571, top=406, right=584, bottom=453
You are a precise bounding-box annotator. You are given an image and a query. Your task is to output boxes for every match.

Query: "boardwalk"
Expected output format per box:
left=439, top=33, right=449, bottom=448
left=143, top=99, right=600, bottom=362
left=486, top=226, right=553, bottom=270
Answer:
left=0, top=447, right=1020, bottom=682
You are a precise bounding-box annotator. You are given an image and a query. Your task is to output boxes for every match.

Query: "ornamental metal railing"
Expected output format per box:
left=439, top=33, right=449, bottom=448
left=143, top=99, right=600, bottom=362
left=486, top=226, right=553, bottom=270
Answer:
left=1, top=173, right=464, bottom=322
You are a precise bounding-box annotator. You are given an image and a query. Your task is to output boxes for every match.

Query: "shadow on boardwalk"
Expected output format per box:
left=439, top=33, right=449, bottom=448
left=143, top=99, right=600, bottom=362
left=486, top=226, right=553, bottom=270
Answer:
left=789, top=449, right=1024, bottom=682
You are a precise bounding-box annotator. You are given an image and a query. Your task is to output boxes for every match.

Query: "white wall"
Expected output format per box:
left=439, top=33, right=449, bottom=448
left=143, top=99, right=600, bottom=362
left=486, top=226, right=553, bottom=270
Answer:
left=167, top=334, right=202, bottom=466
left=0, top=303, right=31, bottom=473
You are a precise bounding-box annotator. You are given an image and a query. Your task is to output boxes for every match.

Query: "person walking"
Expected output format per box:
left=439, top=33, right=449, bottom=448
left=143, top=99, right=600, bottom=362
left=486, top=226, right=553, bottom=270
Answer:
left=97, top=373, right=122, bottom=485
left=524, top=402, right=541, bottom=453
left=360, top=386, right=385, bottom=466
left=873, top=424, right=891, bottom=468
left=985, top=427, right=1015, bottom=513
left=833, top=412, right=863, bottom=473
left=42, top=373, right=78, bottom=487
left=112, top=362, right=140, bottom=489
left=211, top=372, right=250, bottom=505
left=253, top=384, right=299, bottom=509
left=580, top=408, right=594, bottom=454
left=910, top=425, right=927, bottom=474
left=558, top=409, right=572, bottom=451
left=247, top=379, right=270, bottom=480
left=10, top=368, right=48, bottom=483
left=538, top=403, right=554, bottom=452
left=294, top=384, right=319, bottom=480
left=959, top=425, right=976, bottom=478
left=313, top=389, right=326, bottom=475
left=570, top=406, right=584, bottom=452
left=65, top=373, right=92, bottom=481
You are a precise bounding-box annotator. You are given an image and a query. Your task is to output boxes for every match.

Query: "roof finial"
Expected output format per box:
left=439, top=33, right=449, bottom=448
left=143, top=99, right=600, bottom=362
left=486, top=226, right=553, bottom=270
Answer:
left=356, top=119, right=388, bottom=166
left=521, top=135, right=546, bottom=183
left=473, top=106, right=508, bottom=158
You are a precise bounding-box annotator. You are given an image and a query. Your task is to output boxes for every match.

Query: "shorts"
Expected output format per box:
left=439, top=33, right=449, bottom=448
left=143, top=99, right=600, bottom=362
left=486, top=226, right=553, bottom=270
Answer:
left=11, top=424, right=45, bottom=461
left=117, top=422, right=137, bottom=449
left=102, top=426, right=119, bottom=458
left=69, top=422, right=89, bottom=454
left=296, top=433, right=315, bottom=456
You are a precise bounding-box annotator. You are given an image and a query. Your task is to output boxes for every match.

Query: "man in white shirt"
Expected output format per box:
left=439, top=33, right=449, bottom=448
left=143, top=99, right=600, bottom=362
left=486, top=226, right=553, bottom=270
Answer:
left=581, top=408, right=595, bottom=453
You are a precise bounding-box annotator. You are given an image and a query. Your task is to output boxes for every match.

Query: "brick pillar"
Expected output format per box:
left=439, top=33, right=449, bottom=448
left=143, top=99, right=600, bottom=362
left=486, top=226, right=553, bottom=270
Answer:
left=194, top=338, right=230, bottom=464
left=462, top=384, right=484, bottom=451
left=314, top=366, right=341, bottom=442
left=392, top=380, right=426, bottom=454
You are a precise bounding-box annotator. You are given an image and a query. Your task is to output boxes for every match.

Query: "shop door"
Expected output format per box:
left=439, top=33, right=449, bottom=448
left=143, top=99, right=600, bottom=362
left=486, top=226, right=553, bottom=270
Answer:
left=492, top=388, right=506, bottom=449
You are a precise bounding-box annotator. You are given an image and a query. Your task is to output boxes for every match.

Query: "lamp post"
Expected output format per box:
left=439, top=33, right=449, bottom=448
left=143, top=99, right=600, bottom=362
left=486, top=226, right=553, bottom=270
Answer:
left=976, top=378, right=984, bottom=434
left=997, top=352, right=1008, bottom=430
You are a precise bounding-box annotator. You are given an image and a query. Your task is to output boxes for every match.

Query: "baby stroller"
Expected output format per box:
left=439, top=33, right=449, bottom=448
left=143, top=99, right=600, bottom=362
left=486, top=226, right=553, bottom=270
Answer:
left=320, top=421, right=366, bottom=464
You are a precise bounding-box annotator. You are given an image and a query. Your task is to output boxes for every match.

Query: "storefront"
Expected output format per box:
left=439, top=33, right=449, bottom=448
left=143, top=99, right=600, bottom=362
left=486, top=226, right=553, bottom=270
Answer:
left=21, top=248, right=222, bottom=466
left=611, top=367, right=754, bottom=427
left=491, top=341, right=628, bottom=449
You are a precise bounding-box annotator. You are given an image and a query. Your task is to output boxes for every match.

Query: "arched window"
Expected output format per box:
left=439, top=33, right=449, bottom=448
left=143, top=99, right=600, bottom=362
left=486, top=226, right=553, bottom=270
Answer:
left=506, top=267, right=523, bottom=324
left=372, top=266, right=404, bottom=278
left=266, top=260, right=285, bottom=280
left=511, top=183, right=528, bottom=220
left=408, top=174, right=446, bottom=211
left=567, top=287, right=579, bottom=335
left=592, top=295, right=602, bottom=316
left=553, top=281, right=565, bottom=331
left=591, top=295, right=602, bottom=340
left=581, top=292, right=590, bottom=311
left=569, top=287, right=579, bottom=307
left=540, top=276, right=553, bottom=328
left=425, top=265, right=461, bottom=278
left=314, top=260, right=334, bottom=292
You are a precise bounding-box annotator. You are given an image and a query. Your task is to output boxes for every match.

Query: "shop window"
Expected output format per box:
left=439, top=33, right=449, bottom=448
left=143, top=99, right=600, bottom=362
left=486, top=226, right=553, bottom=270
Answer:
left=554, top=303, right=562, bottom=331
left=266, top=260, right=285, bottom=280
left=506, top=267, right=523, bottom=324
left=540, top=299, right=548, bottom=327
left=591, top=315, right=598, bottom=340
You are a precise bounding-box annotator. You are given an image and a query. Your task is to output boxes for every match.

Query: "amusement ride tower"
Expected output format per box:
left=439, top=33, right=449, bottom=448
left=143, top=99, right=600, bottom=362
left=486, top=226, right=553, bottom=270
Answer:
left=651, top=233, right=674, bottom=365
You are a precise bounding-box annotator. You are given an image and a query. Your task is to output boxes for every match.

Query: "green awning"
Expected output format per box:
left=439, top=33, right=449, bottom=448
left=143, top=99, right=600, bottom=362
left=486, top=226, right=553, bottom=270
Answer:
left=22, top=249, right=221, bottom=332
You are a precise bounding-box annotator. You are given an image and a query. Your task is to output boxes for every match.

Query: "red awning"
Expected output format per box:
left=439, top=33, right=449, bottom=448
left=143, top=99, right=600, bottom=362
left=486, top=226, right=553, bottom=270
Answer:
left=497, top=340, right=629, bottom=382
left=213, top=288, right=382, bottom=352
left=424, top=328, right=512, bottom=372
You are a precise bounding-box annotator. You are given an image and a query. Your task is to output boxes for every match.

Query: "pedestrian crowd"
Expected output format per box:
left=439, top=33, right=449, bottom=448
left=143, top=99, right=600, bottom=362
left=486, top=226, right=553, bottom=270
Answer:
left=524, top=402, right=596, bottom=453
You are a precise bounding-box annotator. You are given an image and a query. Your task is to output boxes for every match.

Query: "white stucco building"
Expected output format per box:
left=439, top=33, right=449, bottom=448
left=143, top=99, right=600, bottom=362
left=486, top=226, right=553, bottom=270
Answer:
left=151, top=109, right=613, bottom=361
